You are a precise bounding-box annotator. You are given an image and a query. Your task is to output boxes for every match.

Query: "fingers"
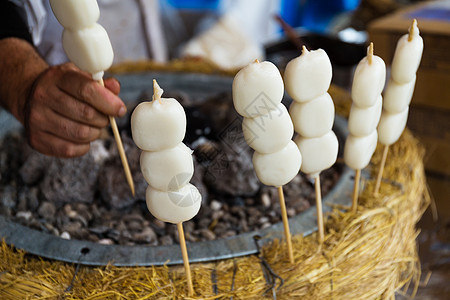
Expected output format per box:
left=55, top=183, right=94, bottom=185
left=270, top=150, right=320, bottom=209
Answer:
left=24, top=63, right=126, bottom=158
left=26, top=107, right=100, bottom=158
left=27, top=129, right=91, bottom=158
left=104, top=77, right=121, bottom=95
left=28, top=105, right=102, bottom=143
left=45, top=91, right=109, bottom=128
left=57, top=70, right=126, bottom=118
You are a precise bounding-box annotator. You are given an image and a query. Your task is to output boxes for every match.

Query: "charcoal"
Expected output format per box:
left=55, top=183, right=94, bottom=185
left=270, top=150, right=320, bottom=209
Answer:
left=98, top=134, right=147, bottom=209
left=19, top=150, right=50, bottom=185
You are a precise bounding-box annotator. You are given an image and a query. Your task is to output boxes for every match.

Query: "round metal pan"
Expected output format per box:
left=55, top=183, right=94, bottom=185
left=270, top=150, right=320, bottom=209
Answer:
left=0, top=71, right=353, bottom=266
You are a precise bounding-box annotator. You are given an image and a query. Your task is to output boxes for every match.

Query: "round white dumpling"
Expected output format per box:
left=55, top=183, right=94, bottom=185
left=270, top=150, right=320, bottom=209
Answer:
left=344, top=130, right=378, bottom=170
left=351, top=55, right=386, bottom=108
left=131, top=98, right=186, bottom=151
left=383, top=77, right=416, bottom=113
left=140, top=143, right=194, bottom=191
left=252, top=140, right=302, bottom=187
left=348, top=95, right=382, bottom=137
left=377, top=108, right=409, bottom=145
left=242, top=104, right=293, bottom=154
left=62, top=24, right=114, bottom=75
left=232, top=60, right=284, bottom=118
left=391, top=28, right=423, bottom=84
left=146, top=184, right=202, bottom=224
left=284, top=48, right=332, bottom=103
left=289, top=93, right=335, bottom=138
left=50, top=0, right=99, bottom=30
left=294, top=131, right=338, bottom=177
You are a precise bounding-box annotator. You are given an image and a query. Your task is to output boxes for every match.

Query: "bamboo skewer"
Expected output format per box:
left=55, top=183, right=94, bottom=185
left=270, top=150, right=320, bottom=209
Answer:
left=98, top=78, right=135, bottom=196
left=177, top=222, right=194, bottom=297
left=374, top=144, right=389, bottom=195
left=352, top=169, right=361, bottom=213
left=277, top=186, right=294, bottom=264
left=314, top=175, right=324, bottom=244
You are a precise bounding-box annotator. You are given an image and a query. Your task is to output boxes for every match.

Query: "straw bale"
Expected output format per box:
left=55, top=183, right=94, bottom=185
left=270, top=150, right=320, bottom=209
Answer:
left=0, top=129, right=429, bottom=299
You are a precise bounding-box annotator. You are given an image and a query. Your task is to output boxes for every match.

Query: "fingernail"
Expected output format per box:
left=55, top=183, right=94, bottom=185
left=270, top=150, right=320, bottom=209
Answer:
left=118, top=106, right=127, bottom=117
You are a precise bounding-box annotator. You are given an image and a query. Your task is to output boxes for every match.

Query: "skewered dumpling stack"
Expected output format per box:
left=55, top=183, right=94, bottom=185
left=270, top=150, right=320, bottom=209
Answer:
left=233, top=60, right=302, bottom=187
left=378, top=20, right=423, bottom=146
left=285, top=47, right=339, bottom=178
left=131, top=81, right=201, bottom=224
left=344, top=44, right=386, bottom=170
left=50, top=0, right=114, bottom=80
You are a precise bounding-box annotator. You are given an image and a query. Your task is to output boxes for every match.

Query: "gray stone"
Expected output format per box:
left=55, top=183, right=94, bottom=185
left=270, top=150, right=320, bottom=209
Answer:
left=37, top=201, right=56, bottom=220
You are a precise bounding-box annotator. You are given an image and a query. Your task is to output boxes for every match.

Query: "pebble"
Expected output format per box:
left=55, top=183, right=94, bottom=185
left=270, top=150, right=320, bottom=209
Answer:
left=210, top=200, right=222, bottom=211
left=160, top=235, right=173, bottom=246
left=89, top=226, right=110, bottom=235
left=245, top=198, right=255, bottom=206
left=27, top=188, right=40, bottom=211
left=200, top=229, right=216, bottom=240
left=134, top=227, right=157, bottom=244
left=90, top=204, right=102, bottom=219
left=63, top=204, right=73, bottom=215
left=128, top=220, right=142, bottom=232
left=153, top=219, right=166, bottom=229
left=211, top=210, right=224, bottom=221
left=287, top=208, right=296, bottom=218
left=63, top=223, right=82, bottom=238
left=258, top=216, right=269, bottom=225
left=239, top=219, right=249, bottom=232
left=74, top=203, right=92, bottom=221
left=16, top=211, right=32, bottom=221
left=1, top=185, right=16, bottom=209
left=60, top=231, right=71, bottom=240
left=17, top=188, right=28, bottom=211
left=123, top=213, right=144, bottom=223
left=231, top=206, right=246, bottom=219
left=98, top=238, right=114, bottom=245
left=223, top=230, right=237, bottom=238
left=88, top=234, right=99, bottom=242
left=37, top=201, right=56, bottom=220
left=261, top=193, right=271, bottom=208
left=75, top=215, right=88, bottom=227
left=260, top=223, right=271, bottom=229
left=121, top=230, right=133, bottom=240
left=67, top=210, right=78, bottom=219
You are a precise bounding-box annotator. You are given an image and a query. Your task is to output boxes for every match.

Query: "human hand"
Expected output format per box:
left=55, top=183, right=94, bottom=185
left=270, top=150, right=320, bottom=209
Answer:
left=24, top=63, right=126, bottom=157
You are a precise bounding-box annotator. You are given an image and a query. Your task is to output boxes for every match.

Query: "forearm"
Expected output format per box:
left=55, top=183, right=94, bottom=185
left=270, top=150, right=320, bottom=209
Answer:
left=0, top=37, right=48, bottom=125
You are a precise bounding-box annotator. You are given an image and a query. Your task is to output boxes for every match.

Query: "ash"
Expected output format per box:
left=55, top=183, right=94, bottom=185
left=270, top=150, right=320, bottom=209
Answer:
left=0, top=92, right=342, bottom=246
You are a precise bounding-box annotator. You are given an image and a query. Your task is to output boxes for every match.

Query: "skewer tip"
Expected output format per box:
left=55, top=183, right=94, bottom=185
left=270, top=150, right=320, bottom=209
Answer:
left=367, top=42, right=374, bottom=65
left=152, top=79, right=163, bottom=104
left=302, top=45, right=309, bottom=53
left=408, top=19, right=418, bottom=42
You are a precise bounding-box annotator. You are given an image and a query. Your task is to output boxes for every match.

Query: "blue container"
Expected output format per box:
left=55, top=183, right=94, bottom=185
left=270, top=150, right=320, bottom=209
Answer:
left=165, top=0, right=220, bottom=10
left=281, top=0, right=361, bottom=33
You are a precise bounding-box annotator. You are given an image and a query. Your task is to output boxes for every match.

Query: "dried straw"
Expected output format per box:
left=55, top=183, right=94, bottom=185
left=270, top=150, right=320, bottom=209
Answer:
left=0, top=70, right=429, bottom=299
